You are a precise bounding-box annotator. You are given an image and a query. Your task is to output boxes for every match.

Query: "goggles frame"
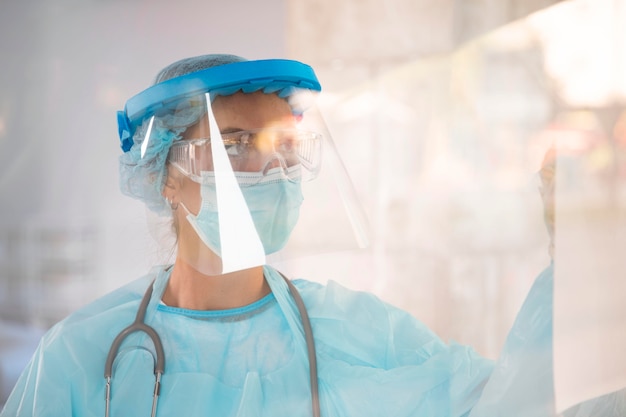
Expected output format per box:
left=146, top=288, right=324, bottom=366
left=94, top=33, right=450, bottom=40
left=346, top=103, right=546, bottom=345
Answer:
left=167, top=128, right=322, bottom=184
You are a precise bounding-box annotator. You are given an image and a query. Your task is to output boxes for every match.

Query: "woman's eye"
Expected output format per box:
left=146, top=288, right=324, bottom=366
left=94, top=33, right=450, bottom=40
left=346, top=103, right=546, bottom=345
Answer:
left=239, top=132, right=254, bottom=143
left=225, top=142, right=245, bottom=156
left=192, top=142, right=206, bottom=153
left=225, top=132, right=254, bottom=156
left=276, top=136, right=297, bottom=153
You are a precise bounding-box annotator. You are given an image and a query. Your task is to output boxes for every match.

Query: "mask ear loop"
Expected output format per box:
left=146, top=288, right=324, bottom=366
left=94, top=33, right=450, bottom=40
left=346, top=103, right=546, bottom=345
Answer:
left=178, top=201, right=192, bottom=216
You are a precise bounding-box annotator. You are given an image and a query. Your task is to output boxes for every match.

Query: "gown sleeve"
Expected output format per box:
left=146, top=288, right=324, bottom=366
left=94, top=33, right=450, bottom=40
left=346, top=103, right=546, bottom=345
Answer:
left=296, top=279, right=494, bottom=417
left=381, top=292, right=494, bottom=416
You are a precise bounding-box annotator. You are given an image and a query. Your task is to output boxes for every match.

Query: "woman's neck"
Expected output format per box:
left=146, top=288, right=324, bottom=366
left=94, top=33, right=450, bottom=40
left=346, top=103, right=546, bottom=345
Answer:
left=162, top=258, right=270, bottom=310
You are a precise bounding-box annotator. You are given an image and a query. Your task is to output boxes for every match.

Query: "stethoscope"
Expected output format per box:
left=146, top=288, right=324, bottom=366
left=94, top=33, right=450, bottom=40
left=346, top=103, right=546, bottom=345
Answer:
left=104, top=271, right=320, bottom=417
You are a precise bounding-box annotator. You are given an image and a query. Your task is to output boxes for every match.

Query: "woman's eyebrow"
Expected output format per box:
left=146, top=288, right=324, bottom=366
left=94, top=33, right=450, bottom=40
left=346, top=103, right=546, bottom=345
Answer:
left=219, top=127, right=244, bottom=134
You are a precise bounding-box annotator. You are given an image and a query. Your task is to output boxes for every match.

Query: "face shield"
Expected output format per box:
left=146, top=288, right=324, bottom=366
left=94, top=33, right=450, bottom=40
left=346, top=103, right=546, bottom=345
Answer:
left=118, top=59, right=369, bottom=275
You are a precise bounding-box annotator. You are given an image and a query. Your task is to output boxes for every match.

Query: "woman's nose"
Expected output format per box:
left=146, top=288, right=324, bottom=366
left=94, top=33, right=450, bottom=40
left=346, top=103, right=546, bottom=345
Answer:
left=261, top=152, right=288, bottom=175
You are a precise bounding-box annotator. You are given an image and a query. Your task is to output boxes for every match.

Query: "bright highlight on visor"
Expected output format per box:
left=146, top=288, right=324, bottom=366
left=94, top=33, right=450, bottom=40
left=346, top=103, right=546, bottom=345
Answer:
left=205, top=93, right=266, bottom=273
left=140, top=116, right=155, bottom=159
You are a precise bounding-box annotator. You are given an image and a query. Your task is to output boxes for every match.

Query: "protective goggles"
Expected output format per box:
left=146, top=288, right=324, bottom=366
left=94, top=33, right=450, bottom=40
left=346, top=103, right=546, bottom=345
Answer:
left=167, top=128, right=322, bottom=184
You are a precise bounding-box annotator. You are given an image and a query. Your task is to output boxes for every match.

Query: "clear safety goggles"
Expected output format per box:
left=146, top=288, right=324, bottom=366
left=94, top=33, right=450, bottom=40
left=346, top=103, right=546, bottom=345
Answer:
left=167, top=128, right=322, bottom=184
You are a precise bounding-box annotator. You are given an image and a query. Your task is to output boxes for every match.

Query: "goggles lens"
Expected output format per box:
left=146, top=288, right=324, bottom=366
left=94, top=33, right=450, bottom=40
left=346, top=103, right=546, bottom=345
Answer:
left=168, top=128, right=322, bottom=183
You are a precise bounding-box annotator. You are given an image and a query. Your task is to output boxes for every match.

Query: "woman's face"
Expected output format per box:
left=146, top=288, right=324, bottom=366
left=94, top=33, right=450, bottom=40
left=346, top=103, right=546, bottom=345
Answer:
left=166, top=91, right=296, bottom=216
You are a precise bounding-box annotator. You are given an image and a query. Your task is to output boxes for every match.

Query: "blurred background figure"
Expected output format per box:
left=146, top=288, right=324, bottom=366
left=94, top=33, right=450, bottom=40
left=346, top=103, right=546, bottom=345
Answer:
left=1, top=0, right=625, bottom=412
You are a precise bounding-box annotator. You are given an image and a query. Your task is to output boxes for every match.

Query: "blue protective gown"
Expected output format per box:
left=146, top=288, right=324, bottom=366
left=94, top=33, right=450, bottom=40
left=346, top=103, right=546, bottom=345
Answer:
left=1, top=266, right=493, bottom=417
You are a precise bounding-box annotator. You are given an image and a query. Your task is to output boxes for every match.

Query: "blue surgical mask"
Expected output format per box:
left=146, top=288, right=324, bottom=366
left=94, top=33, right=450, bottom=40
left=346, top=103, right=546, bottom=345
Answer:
left=179, top=168, right=303, bottom=256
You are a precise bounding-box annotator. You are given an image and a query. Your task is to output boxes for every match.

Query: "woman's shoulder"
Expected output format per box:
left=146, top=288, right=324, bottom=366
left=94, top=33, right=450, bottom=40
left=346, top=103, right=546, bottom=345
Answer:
left=292, top=277, right=418, bottom=325
left=292, top=277, right=446, bottom=358
left=41, top=268, right=160, bottom=346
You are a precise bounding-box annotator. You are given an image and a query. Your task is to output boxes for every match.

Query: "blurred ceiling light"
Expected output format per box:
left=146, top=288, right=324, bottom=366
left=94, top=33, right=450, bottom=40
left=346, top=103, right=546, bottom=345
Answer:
left=528, top=0, right=626, bottom=107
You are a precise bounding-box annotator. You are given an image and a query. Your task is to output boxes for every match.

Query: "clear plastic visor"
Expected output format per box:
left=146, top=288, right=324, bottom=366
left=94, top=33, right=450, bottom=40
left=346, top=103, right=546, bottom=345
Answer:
left=137, top=90, right=369, bottom=275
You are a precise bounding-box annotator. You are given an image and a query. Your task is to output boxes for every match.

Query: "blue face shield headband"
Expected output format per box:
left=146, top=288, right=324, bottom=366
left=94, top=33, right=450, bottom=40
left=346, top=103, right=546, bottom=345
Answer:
left=117, top=59, right=322, bottom=152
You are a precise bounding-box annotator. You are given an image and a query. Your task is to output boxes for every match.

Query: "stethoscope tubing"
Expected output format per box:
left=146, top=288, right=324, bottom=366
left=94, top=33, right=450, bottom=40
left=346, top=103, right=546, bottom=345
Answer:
left=280, top=272, right=320, bottom=417
left=104, top=281, right=164, bottom=417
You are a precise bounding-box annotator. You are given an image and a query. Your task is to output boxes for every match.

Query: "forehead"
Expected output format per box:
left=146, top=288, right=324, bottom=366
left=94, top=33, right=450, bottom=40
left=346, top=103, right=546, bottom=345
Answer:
left=211, top=91, right=294, bottom=128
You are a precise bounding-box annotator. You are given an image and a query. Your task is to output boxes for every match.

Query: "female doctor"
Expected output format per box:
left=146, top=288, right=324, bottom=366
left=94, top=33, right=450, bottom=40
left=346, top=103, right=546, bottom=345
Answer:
left=1, top=54, right=493, bottom=417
